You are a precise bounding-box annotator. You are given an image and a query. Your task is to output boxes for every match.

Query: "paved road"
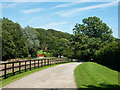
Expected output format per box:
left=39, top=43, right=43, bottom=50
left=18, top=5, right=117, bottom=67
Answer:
left=3, top=62, right=82, bottom=88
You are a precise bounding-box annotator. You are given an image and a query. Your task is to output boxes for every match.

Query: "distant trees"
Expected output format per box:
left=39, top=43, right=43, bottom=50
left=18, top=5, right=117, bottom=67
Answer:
left=2, top=17, right=72, bottom=61
left=2, top=17, right=29, bottom=61
left=50, top=38, right=71, bottom=57
left=72, top=16, right=115, bottom=61
left=34, top=28, right=72, bottom=57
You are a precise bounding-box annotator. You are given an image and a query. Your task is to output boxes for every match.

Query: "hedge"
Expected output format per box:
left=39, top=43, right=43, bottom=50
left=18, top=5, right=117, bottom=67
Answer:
left=93, top=40, right=120, bottom=71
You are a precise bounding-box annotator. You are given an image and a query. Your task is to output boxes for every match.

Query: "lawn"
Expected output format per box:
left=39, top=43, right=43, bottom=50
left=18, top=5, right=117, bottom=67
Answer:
left=74, top=62, right=120, bottom=88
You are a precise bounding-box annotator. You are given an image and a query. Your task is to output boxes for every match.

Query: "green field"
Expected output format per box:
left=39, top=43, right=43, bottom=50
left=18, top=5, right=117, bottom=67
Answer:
left=74, top=62, right=120, bottom=88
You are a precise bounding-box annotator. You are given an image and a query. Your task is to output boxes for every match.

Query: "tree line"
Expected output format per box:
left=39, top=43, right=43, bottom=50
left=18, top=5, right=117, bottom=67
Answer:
left=1, top=16, right=118, bottom=71
left=1, top=17, right=73, bottom=61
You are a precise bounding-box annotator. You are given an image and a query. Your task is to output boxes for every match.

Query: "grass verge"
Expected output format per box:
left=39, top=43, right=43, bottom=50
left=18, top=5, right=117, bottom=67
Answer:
left=74, top=62, right=120, bottom=88
left=1, top=62, right=73, bottom=88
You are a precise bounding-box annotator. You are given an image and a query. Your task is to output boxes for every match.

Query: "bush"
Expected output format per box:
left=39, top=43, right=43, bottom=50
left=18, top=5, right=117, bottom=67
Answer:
left=93, top=40, right=120, bottom=71
left=37, top=50, right=53, bottom=57
left=37, top=50, right=44, bottom=55
left=44, top=53, right=53, bottom=57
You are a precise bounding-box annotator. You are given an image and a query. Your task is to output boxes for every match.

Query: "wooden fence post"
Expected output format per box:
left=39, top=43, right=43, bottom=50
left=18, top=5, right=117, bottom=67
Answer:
left=19, top=62, right=21, bottom=73
left=4, top=63, right=7, bottom=79
left=34, top=60, right=35, bottom=69
left=12, top=62, right=14, bottom=76
left=38, top=60, right=39, bottom=68
left=41, top=60, right=43, bottom=67
left=25, top=61, right=26, bottom=72
left=30, top=60, right=31, bottom=70
left=47, top=60, right=49, bottom=66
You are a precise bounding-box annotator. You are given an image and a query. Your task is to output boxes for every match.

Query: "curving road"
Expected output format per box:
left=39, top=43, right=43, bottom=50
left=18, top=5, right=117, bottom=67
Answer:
left=3, top=62, right=82, bottom=88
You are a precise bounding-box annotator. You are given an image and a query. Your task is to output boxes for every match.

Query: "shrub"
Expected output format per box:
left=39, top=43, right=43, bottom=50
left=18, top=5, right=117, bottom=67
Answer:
left=44, top=53, right=53, bottom=57
left=37, top=50, right=53, bottom=57
left=37, top=50, right=44, bottom=55
left=93, top=40, right=120, bottom=71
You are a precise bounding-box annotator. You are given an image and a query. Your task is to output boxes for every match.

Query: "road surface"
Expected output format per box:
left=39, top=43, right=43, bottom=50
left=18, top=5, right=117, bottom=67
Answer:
left=3, top=62, right=82, bottom=88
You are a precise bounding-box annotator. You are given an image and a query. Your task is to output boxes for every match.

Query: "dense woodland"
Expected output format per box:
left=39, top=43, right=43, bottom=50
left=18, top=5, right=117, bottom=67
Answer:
left=0, top=16, right=119, bottom=71
left=1, top=17, right=73, bottom=60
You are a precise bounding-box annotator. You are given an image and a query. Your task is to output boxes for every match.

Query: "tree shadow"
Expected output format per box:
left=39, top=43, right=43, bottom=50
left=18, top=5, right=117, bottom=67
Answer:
left=78, top=83, right=120, bottom=90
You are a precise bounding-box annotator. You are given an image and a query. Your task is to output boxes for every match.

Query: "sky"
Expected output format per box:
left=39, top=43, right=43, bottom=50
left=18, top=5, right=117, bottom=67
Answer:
left=1, top=0, right=119, bottom=38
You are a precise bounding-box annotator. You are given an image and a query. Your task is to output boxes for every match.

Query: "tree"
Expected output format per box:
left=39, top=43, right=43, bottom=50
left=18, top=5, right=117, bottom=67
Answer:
left=2, top=17, right=29, bottom=60
left=34, top=28, right=72, bottom=57
left=56, top=38, right=70, bottom=57
left=23, top=26, right=40, bottom=57
left=73, top=16, right=113, bottom=38
left=94, top=40, right=120, bottom=71
left=72, top=16, right=115, bottom=61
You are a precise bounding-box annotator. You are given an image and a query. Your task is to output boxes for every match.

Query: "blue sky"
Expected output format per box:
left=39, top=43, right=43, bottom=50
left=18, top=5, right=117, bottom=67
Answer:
left=1, top=1, right=118, bottom=38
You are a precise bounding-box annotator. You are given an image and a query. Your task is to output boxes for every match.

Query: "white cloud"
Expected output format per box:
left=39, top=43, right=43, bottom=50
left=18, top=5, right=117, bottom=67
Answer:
left=21, top=8, right=44, bottom=14
left=53, top=2, right=82, bottom=8
left=2, top=2, right=22, bottom=8
left=56, top=2, right=117, bottom=17
left=40, top=21, right=68, bottom=30
left=2, top=0, right=50, bottom=2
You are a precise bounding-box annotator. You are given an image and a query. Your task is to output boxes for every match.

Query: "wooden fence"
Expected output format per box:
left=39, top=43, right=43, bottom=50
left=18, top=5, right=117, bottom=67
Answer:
left=0, top=58, right=70, bottom=80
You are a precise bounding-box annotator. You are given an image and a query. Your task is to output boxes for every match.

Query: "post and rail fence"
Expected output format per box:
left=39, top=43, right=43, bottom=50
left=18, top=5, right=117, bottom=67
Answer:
left=0, top=57, right=71, bottom=80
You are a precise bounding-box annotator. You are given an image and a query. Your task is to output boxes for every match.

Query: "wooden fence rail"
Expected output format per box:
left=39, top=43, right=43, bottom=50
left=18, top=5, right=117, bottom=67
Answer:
left=0, top=58, right=70, bottom=80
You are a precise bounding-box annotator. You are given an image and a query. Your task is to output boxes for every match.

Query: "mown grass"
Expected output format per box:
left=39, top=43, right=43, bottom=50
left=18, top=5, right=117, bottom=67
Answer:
left=0, top=61, right=73, bottom=88
left=74, top=62, right=120, bottom=88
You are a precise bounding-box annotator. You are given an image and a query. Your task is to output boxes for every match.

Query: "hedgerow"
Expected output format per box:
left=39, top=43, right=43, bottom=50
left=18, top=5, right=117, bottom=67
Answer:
left=93, top=40, right=120, bottom=71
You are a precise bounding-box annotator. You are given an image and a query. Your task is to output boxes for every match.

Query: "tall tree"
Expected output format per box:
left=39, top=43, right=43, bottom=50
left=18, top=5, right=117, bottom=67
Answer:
left=72, top=16, right=115, bottom=61
left=2, top=17, right=29, bottom=60
left=23, top=26, right=40, bottom=57
left=73, top=16, right=113, bottom=38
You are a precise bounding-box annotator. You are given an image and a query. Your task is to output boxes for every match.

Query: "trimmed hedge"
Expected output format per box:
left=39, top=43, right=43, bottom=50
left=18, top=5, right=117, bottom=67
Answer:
left=93, top=40, right=120, bottom=71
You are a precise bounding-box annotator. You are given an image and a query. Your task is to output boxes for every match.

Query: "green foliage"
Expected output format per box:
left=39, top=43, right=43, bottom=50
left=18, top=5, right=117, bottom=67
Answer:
left=94, top=40, right=120, bottom=71
left=74, top=62, right=119, bottom=88
left=37, top=50, right=44, bottom=55
left=72, top=16, right=115, bottom=61
left=2, top=17, right=29, bottom=61
left=73, top=16, right=113, bottom=38
left=34, top=28, right=72, bottom=57
left=44, top=52, right=53, bottom=57
left=23, top=26, right=40, bottom=57
left=2, top=18, right=72, bottom=61
left=2, top=16, right=117, bottom=62
left=37, top=50, right=53, bottom=57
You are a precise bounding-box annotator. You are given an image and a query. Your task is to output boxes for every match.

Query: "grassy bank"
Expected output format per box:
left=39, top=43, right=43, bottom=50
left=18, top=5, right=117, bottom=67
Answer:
left=74, top=62, right=120, bottom=88
left=1, top=62, right=73, bottom=88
